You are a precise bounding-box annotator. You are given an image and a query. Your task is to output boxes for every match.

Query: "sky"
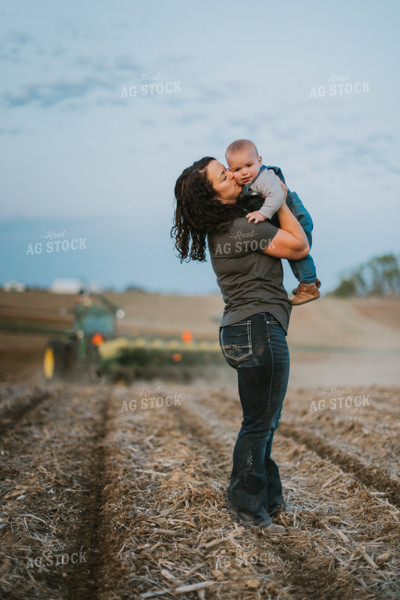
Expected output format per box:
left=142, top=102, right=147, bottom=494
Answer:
left=1, top=0, right=399, bottom=294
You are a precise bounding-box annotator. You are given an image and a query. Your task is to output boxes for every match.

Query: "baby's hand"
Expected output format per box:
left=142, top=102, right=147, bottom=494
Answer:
left=246, top=210, right=266, bottom=224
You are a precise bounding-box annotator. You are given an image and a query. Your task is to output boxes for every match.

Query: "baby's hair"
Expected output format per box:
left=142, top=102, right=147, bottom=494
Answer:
left=225, top=139, right=259, bottom=161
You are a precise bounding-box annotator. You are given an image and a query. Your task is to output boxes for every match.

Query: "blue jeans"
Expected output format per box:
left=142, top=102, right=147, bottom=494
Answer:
left=286, top=191, right=316, bottom=284
left=219, top=312, right=290, bottom=526
left=262, top=165, right=317, bottom=284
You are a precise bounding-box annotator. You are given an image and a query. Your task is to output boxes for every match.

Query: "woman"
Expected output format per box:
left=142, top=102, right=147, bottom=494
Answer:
left=172, top=157, right=309, bottom=531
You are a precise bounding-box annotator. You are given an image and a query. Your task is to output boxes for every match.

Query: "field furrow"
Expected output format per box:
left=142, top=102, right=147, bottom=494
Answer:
left=1, top=366, right=399, bottom=597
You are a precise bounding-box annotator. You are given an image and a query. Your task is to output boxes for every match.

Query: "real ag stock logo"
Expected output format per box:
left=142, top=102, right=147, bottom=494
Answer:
left=309, top=73, right=370, bottom=99
left=26, top=230, right=87, bottom=256
left=121, top=72, right=182, bottom=99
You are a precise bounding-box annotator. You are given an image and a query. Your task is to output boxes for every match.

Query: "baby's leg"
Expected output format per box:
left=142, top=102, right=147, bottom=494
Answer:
left=286, top=192, right=320, bottom=304
left=289, top=254, right=317, bottom=285
left=286, top=191, right=313, bottom=243
left=287, top=192, right=315, bottom=284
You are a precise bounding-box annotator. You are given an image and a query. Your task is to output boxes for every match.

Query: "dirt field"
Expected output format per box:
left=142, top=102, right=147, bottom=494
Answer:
left=1, top=292, right=400, bottom=599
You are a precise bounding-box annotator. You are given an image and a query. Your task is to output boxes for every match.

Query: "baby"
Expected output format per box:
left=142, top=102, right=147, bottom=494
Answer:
left=225, top=139, right=320, bottom=305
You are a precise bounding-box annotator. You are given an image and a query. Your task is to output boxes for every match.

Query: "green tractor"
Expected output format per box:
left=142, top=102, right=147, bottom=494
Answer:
left=43, top=293, right=223, bottom=383
left=43, top=293, right=125, bottom=382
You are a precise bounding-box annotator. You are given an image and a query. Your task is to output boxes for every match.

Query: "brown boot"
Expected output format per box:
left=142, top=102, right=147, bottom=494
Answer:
left=292, top=277, right=321, bottom=296
left=291, top=281, right=320, bottom=305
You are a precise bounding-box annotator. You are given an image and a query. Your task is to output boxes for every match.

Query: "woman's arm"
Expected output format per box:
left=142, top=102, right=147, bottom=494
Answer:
left=262, top=185, right=309, bottom=260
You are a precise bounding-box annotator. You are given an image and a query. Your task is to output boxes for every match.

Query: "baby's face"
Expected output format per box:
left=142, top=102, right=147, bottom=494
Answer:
left=227, top=148, right=262, bottom=186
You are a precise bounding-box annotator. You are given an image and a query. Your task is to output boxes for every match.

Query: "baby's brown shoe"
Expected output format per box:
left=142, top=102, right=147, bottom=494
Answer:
left=291, top=281, right=320, bottom=305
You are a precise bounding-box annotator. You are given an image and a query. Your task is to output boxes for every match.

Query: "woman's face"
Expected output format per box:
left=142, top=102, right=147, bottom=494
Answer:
left=206, top=160, right=241, bottom=204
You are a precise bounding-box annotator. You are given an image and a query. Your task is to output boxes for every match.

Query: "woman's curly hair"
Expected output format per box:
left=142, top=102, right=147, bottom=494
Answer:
left=171, top=156, right=243, bottom=262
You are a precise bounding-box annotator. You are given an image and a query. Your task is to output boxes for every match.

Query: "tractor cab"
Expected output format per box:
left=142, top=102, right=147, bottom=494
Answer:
left=73, top=303, right=116, bottom=339
left=72, top=298, right=119, bottom=362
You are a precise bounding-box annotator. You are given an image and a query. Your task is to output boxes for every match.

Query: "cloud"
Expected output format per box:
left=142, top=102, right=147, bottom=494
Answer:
left=365, top=133, right=395, bottom=144
left=158, top=53, right=193, bottom=67
left=0, top=126, right=23, bottom=135
left=173, top=112, right=206, bottom=126
left=265, top=125, right=308, bottom=140
left=4, top=30, right=33, bottom=45
left=70, top=54, right=144, bottom=78
left=140, top=118, right=157, bottom=127
left=3, top=77, right=113, bottom=108
left=113, top=55, right=143, bottom=74
left=328, top=136, right=400, bottom=176
left=0, top=29, right=35, bottom=64
left=55, top=16, right=91, bottom=41
left=193, top=83, right=232, bottom=103
left=0, top=215, right=94, bottom=235
left=1, top=47, right=150, bottom=110
left=228, top=118, right=251, bottom=128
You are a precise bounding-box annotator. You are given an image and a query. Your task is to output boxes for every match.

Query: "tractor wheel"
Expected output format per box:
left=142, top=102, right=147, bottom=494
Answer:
left=43, top=340, right=68, bottom=382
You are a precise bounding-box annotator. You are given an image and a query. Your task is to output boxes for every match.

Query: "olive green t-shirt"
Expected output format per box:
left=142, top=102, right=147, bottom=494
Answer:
left=208, top=217, right=292, bottom=333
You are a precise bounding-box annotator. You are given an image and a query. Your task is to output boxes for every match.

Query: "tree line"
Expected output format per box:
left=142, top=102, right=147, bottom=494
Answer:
left=331, top=253, right=400, bottom=297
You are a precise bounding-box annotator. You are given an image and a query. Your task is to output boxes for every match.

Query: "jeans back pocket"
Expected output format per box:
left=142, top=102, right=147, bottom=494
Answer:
left=219, top=320, right=253, bottom=366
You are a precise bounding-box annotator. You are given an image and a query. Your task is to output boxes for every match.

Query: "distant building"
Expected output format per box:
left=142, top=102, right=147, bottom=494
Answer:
left=50, top=278, right=83, bottom=294
left=3, top=280, right=26, bottom=292
left=50, top=279, right=100, bottom=294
